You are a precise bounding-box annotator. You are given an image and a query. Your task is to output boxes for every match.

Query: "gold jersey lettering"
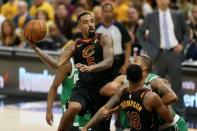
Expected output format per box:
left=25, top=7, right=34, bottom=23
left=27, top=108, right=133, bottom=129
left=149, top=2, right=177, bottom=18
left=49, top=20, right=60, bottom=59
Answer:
left=120, top=100, right=143, bottom=112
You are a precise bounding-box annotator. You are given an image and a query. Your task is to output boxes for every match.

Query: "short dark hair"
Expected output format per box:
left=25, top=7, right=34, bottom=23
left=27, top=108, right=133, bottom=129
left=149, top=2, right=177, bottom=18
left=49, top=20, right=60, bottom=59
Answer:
left=102, top=2, right=114, bottom=11
left=77, top=11, right=92, bottom=21
left=126, top=64, right=143, bottom=83
left=139, top=54, right=152, bottom=72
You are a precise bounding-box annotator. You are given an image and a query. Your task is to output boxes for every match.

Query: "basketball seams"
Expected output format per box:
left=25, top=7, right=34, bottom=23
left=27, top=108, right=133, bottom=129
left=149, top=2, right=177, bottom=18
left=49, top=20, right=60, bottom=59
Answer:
left=24, top=20, right=47, bottom=43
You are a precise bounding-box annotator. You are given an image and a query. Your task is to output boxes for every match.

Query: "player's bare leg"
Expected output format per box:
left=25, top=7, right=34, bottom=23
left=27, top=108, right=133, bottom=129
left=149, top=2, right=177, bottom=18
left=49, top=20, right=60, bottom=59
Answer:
left=58, top=102, right=82, bottom=131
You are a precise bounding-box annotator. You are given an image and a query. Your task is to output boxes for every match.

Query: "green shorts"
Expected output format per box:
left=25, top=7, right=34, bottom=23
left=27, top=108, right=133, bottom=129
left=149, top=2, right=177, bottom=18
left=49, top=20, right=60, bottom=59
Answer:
left=159, top=115, right=188, bottom=131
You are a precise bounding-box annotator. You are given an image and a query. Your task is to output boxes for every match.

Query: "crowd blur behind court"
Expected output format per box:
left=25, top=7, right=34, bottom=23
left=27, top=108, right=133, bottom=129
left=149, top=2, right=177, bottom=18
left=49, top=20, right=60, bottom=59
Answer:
left=0, top=0, right=196, bottom=60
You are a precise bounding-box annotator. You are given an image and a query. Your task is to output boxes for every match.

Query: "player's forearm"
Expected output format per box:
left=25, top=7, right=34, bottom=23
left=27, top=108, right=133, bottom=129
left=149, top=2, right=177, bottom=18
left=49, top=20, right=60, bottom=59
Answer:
left=162, top=93, right=178, bottom=105
left=160, top=106, right=174, bottom=123
left=46, top=87, right=58, bottom=113
left=100, top=82, right=122, bottom=97
left=153, top=93, right=173, bottom=123
left=159, top=84, right=178, bottom=105
left=33, top=47, right=61, bottom=69
left=151, top=79, right=178, bottom=105
left=89, top=58, right=113, bottom=72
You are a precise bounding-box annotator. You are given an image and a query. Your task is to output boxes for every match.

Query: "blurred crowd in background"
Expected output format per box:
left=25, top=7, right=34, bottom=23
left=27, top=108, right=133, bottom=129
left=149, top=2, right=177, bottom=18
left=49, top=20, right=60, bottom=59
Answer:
left=0, top=0, right=197, bottom=60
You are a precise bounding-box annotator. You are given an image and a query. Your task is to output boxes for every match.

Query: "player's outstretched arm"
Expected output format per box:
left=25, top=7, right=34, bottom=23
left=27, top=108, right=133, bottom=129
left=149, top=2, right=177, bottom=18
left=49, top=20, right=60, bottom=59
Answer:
left=46, top=62, right=72, bottom=126
left=87, top=34, right=114, bottom=72
left=145, top=92, right=173, bottom=123
left=82, top=91, right=121, bottom=131
left=28, top=40, right=75, bottom=69
left=150, top=78, right=178, bottom=105
left=99, top=75, right=125, bottom=97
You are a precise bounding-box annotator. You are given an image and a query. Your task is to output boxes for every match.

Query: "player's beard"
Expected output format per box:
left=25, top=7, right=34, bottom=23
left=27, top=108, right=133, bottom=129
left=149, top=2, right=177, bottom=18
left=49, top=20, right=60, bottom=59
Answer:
left=88, top=31, right=95, bottom=38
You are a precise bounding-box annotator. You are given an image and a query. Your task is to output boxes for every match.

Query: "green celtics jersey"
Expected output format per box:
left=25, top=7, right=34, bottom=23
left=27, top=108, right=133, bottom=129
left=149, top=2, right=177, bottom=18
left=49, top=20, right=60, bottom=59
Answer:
left=143, top=73, right=159, bottom=89
left=60, top=59, right=79, bottom=105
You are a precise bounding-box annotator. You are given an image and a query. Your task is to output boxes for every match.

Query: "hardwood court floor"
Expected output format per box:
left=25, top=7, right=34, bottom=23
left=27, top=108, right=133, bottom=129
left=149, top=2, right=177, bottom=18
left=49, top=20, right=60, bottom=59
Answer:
left=0, top=102, right=61, bottom=131
left=0, top=100, right=196, bottom=131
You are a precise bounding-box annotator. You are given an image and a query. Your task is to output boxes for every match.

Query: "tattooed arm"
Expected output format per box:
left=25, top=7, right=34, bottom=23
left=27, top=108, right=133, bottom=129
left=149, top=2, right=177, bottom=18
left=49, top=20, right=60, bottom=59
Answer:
left=150, top=78, right=178, bottom=105
left=90, top=34, right=113, bottom=72
left=29, top=40, right=75, bottom=69
left=82, top=90, right=121, bottom=131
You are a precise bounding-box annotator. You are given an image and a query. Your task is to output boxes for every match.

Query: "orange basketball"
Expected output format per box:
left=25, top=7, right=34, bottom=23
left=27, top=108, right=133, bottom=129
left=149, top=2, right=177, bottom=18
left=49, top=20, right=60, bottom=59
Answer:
left=24, top=19, right=47, bottom=43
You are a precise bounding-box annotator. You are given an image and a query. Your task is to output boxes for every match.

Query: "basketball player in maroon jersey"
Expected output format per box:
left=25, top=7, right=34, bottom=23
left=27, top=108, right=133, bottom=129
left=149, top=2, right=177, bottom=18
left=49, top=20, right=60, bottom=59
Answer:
left=82, top=64, right=173, bottom=131
left=26, top=11, right=114, bottom=131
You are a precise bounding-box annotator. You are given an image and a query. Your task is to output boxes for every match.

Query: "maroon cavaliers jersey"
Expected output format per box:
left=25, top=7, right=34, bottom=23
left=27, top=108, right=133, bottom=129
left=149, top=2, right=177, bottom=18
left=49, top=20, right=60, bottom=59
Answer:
left=120, top=88, right=159, bottom=131
left=73, top=33, right=114, bottom=90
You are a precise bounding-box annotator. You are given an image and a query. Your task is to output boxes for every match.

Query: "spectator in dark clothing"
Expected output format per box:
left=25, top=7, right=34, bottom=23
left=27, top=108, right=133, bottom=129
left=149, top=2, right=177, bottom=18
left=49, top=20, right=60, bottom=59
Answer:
left=96, top=2, right=131, bottom=76
left=13, top=1, right=32, bottom=29
left=13, top=0, right=32, bottom=45
left=127, top=5, right=144, bottom=56
left=55, top=3, right=74, bottom=39
left=35, top=10, right=54, bottom=35
left=37, top=24, right=67, bottom=51
left=186, top=5, right=197, bottom=60
left=71, top=3, right=86, bottom=24
left=137, top=0, right=189, bottom=116
left=71, top=4, right=86, bottom=36
left=56, top=0, right=75, bottom=18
